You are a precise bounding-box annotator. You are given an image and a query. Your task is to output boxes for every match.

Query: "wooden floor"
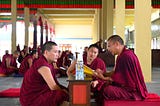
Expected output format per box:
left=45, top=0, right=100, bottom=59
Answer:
left=0, top=67, right=160, bottom=106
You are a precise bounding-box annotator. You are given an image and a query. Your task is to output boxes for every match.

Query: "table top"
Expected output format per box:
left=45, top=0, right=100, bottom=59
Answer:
left=67, top=75, right=92, bottom=82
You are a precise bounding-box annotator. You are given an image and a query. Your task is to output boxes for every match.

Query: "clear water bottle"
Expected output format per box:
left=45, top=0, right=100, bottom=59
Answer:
left=75, top=54, right=84, bottom=80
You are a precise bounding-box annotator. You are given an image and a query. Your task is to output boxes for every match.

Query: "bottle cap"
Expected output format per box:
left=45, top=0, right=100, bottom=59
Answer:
left=77, top=53, right=83, bottom=61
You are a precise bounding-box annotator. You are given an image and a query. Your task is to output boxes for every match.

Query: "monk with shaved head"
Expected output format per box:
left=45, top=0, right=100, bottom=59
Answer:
left=95, top=35, right=148, bottom=105
left=20, top=41, right=69, bottom=106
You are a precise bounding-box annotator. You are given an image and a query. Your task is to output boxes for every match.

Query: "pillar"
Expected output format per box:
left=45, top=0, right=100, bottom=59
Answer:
left=115, top=0, right=125, bottom=40
left=134, top=0, right=151, bottom=82
left=92, top=9, right=100, bottom=43
left=33, top=15, right=37, bottom=49
left=45, top=21, right=48, bottom=42
left=24, top=7, right=30, bottom=47
left=11, top=0, right=17, bottom=53
left=39, top=17, right=43, bottom=48
left=101, top=0, right=114, bottom=40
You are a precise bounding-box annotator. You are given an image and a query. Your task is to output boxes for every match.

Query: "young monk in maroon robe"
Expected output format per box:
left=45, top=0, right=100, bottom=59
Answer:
left=83, top=46, right=88, bottom=61
left=0, top=50, right=19, bottom=76
left=67, top=43, right=106, bottom=103
left=20, top=41, right=69, bottom=106
left=95, top=35, right=148, bottom=104
left=2, top=50, right=10, bottom=62
left=19, top=49, right=38, bottom=75
left=18, top=45, right=29, bottom=63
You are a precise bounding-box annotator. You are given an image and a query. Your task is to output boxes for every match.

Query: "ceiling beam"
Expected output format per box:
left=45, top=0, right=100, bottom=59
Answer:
left=41, top=10, right=95, bottom=14
left=48, top=15, right=94, bottom=19
left=51, top=20, right=92, bottom=25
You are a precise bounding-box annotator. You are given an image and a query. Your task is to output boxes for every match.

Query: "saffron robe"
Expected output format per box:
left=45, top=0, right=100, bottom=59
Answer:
left=102, top=47, right=148, bottom=101
left=20, top=56, right=69, bottom=106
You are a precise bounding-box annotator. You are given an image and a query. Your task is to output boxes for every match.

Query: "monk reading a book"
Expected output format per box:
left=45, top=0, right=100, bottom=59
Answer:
left=67, top=43, right=106, bottom=104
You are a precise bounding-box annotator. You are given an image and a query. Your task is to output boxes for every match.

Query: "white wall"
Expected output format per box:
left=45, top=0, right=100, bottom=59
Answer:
left=55, top=24, right=92, bottom=38
left=54, top=24, right=93, bottom=53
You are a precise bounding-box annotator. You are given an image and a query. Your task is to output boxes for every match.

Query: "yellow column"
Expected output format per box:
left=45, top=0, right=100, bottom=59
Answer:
left=92, top=9, right=100, bottom=43
left=24, top=7, right=30, bottom=47
left=134, top=0, right=151, bottom=82
left=99, top=9, right=102, bottom=40
left=11, top=0, right=17, bottom=53
left=115, top=0, right=125, bottom=40
left=101, top=0, right=114, bottom=40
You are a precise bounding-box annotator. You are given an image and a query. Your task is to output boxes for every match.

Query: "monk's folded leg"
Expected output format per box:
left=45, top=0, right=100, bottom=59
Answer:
left=102, top=85, right=141, bottom=100
left=32, top=90, right=69, bottom=106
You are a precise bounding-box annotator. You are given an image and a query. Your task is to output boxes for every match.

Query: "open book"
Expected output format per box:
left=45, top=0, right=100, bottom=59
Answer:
left=83, top=65, right=95, bottom=76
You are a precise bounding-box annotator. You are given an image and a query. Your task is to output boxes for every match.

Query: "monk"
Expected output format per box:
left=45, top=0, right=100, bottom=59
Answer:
left=67, top=43, right=106, bottom=103
left=18, top=45, right=29, bottom=63
left=20, top=41, right=69, bottom=106
left=19, top=49, right=38, bottom=75
left=95, top=35, right=148, bottom=104
left=83, top=46, right=88, bottom=60
left=0, top=50, right=19, bottom=76
left=2, top=50, right=10, bottom=62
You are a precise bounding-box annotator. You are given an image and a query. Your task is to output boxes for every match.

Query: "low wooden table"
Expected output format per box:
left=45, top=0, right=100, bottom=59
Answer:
left=68, top=77, right=91, bottom=106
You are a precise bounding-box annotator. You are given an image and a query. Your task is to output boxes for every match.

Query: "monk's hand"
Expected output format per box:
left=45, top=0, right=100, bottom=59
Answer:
left=93, top=68, right=102, bottom=77
left=54, top=85, right=62, bottom=90
left=96, top=68, right=102, bottom=73
left=104, top=77, right=113, bottom=82
left=94, top=71, right=106, bottom=80
left=93, top=71, right=98, bottom=77
left=91, top=80, right=99, bottom=88
left=62, top=89, right=69, bottom=94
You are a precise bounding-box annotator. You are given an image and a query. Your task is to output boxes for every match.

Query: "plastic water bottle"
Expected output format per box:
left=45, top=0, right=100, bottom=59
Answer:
left=75, top=53, right=84, bottom=80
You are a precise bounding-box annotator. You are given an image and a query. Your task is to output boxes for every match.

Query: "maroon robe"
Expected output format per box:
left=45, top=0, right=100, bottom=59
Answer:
left=0, top=54, right=18, bottom=75
left=2, top=53, right=10, bottom=62
left=102, top=47, right=148, bottom=101
left=56, top=51, right=66, bottom=68
left=19, top=55, right=33, bottom=75
left=83, top=57, right=106, bottom=102
left=20, top=55, right=69, bottom=106
left=83, top=52, right=87, bottom=62
left=63, top=54, right=72, bottom=67
left=83, top=57, right=106, bottom=73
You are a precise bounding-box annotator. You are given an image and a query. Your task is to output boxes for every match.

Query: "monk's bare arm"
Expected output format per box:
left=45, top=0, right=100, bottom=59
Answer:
left=6, top=58, right=18, bottom=70
left=5, top=58, right=11, bottom=68
left=95, top=68, right=113, bottom=81
left=103, top=70, right=115, bottom=77
left=66, top=60, right=76, bottom=76
left=28, top=58, right=33, bottom=68
left=38, top=66, right=61, bottom=91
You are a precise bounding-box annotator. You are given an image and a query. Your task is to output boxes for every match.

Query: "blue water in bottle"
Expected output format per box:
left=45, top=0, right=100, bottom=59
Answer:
left=75, top=60, right=84, bottom=80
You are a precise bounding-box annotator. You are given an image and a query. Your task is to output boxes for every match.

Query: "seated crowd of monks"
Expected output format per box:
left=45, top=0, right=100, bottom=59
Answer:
left=0, top=35, right=149, bottom=106
left=0, top=45, right=74, bottom=77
